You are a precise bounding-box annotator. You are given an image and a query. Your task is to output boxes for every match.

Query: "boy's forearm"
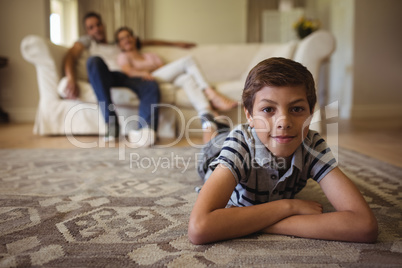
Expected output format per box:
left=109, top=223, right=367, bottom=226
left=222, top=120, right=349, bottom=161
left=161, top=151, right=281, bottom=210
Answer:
left=263, top=210, right=378, bottom=243
left=189, top=166, right=323, bottom=245
left=189, top=199, right=312, bottom=245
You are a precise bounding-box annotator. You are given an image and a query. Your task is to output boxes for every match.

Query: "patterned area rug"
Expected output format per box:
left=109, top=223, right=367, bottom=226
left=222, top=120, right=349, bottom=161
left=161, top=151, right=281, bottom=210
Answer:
left=0, top=147, right=401, bottom=267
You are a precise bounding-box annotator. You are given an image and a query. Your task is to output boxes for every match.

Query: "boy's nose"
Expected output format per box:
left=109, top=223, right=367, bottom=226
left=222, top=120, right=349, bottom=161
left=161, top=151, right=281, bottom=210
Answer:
left=275, top=115, right=292, bottom=130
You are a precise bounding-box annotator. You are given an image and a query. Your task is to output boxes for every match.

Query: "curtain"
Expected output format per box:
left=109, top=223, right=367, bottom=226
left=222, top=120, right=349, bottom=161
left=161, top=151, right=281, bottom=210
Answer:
left=78, top=0, right=146, bottom=43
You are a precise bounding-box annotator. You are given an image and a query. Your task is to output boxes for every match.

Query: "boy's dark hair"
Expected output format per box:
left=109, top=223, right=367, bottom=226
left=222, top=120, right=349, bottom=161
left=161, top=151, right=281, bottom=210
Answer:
left=83, top=12, right=103, bottom=28
left=114, top=26, right=142, bottom=50
left=242, top=57, right=316, bottom=115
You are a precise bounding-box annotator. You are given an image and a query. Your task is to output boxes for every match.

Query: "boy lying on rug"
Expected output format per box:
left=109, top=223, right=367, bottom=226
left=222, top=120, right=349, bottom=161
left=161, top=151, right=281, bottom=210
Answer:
left=188, top=57, right=378, bottom=245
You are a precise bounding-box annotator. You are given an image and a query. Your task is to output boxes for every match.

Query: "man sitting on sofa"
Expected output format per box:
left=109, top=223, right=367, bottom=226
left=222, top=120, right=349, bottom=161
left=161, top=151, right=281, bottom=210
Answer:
left=63, top=11, right=197, bottom=145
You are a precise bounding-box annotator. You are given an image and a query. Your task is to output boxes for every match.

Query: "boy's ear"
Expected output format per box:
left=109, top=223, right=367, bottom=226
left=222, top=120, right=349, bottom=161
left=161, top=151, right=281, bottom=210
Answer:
left=244, top=107, right=254, bottom=128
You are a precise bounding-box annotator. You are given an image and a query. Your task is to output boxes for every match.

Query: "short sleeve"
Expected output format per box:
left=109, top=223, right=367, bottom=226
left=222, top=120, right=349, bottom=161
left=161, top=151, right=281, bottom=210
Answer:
left=208, top=127, right=251, bottom=184
left=304, top=131, right=338, bottom=182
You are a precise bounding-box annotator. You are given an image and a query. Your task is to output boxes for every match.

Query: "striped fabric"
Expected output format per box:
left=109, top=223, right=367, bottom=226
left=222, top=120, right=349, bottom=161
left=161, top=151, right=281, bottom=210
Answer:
left=208, top=124, right=338, bottom=207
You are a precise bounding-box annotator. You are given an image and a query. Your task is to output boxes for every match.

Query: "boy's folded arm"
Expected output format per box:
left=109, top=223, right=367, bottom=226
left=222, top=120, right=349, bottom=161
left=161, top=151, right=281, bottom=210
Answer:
left=188, top=164, right=322, bottom=245
left=263, top=167, right=378, bottom=243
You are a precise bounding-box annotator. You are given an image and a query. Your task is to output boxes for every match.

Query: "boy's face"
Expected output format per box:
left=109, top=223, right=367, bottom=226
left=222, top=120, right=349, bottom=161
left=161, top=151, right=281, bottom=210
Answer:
left=245, top=85, right=313, bottom=158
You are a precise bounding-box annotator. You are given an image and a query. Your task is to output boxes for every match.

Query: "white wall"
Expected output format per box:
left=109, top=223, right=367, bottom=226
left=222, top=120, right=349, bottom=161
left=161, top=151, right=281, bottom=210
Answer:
left=305, top=0, right=355, bottom=118
left=352, top=0, right=402, bottom=120
left=0, top=0, right=49, bottom=122
left=306, top=0, right=402, bottom=121
left=145, top=0, right=248, bottom=44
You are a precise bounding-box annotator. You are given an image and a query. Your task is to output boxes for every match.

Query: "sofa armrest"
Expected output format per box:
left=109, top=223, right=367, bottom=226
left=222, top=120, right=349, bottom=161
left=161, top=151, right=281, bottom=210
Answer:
left=21, top=35, right=69, bottom=101
left=293, top=30, right=336, bottom=85
left=293, top=30, right=336, bottom=134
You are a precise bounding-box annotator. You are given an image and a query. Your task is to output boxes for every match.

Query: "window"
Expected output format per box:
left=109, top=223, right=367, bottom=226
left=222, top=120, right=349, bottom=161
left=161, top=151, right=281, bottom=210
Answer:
left=49, top=0, right=78, bottom=46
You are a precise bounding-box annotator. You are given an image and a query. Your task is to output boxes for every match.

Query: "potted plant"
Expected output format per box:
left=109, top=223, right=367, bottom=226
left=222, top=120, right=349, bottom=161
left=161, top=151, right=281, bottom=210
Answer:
left=293, top=16, right=320, bottom=39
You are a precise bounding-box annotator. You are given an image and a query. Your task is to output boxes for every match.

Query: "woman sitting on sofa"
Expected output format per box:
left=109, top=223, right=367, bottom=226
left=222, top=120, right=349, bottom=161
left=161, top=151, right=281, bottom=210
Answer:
left=115, top=26, right=237, bottom=142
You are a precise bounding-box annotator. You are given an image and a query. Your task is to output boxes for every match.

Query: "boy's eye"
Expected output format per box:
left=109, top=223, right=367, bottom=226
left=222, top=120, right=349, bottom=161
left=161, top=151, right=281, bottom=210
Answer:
left=262, top=107, right=275, bottom=113
left=291, top=107, right=305, bottom=113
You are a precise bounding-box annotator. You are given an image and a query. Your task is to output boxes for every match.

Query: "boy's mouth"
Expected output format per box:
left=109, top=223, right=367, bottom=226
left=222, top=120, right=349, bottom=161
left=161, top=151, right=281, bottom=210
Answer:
left=270, top=135, right=296, bottom=144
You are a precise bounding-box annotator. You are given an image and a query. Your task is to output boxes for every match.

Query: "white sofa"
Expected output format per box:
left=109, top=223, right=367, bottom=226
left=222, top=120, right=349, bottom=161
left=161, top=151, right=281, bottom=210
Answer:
left=21, top=30, right=335, bottom=138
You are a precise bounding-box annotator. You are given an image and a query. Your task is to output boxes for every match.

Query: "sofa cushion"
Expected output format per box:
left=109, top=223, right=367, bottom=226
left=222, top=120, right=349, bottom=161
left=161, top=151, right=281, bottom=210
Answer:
left=190, top=45, right=260, bottom=83
left=214, top=80, right=244, bottom=102
left=57, top=77, right=175, bottom=106
left=240, top=40, right=298, bottom=81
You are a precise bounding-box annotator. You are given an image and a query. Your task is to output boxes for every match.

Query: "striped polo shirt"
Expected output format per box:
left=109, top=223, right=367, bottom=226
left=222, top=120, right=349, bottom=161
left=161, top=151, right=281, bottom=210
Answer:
left=208, top=124, right=337, bottom=207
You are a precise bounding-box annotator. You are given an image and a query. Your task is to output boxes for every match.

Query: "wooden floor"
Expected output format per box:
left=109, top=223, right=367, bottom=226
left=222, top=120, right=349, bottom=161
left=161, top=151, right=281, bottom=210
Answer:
left=1, top=120, right=401, bottom=168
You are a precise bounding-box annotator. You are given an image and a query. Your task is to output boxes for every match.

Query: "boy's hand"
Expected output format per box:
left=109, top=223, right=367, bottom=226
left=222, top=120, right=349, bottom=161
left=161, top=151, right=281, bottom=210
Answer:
left=264, top=168, right=378, bottom=243
left=291, top=199, right=323, bottom=215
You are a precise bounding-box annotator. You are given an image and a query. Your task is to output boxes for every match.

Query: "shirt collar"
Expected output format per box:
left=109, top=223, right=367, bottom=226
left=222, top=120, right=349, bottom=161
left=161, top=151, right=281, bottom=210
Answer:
left=289, top=145, right=303, bottom=171
left=250, top=127, right=276, bottom=168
